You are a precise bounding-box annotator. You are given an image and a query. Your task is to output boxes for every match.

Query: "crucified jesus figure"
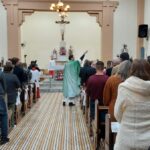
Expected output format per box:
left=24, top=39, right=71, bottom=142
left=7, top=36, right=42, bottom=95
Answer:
left=61, top=32, right=64, bottom=41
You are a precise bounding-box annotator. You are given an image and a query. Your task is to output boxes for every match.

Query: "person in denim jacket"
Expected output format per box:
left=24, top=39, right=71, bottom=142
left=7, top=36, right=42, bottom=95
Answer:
left=0, top=70, right=9, bottom=145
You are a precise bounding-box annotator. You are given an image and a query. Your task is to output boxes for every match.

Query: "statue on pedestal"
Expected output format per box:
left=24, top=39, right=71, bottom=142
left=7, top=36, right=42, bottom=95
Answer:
left=51, top=49, right=57, bottom=60
left=68, top=45, right=73, bottom=56
left=121, top=44, right=129, bottom=53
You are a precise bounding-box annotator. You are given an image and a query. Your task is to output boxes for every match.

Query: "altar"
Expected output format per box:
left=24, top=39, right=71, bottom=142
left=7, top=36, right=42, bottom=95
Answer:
left=56, top=55, right=68, bottom=65
left=49, top=56, right=68, bottom=80
left=49, top=14, right=71, bottom=81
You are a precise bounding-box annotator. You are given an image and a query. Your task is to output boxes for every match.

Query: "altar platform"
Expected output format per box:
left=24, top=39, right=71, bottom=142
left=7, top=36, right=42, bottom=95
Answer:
left=40, top=76, right=63, bottom=92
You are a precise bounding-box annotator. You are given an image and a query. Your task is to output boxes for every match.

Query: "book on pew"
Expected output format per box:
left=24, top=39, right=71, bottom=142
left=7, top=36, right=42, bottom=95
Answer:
left=111, top=122, right=120, bottom=133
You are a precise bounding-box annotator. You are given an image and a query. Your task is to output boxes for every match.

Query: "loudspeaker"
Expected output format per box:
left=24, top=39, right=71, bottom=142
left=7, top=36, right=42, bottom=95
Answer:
left=138, top=24, right=148, bottom=38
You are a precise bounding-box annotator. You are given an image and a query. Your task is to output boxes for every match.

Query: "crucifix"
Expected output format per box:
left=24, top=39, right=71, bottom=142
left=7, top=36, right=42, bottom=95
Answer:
left=56, top=15, right=70, bottom=41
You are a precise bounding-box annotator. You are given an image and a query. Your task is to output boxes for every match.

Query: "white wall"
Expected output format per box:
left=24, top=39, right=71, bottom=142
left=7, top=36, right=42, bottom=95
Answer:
left=21, top=12, right=101, bottom=69
left=113, top=0, right=137, bottom=58
left=0, top=0, right=8, bottom=62
left=144, top=0, right=150, bottom=57
left=1, top=0, right=139, bottom=67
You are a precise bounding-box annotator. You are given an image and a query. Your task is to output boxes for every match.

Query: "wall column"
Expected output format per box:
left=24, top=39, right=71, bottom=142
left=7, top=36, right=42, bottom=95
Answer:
left=88, top=1, right=118, bottom=63
left=101, top=1, right=116, bottom=63
left=3, top=0, right=21, bottom=58
left=136, top=0, right=145, bottom=58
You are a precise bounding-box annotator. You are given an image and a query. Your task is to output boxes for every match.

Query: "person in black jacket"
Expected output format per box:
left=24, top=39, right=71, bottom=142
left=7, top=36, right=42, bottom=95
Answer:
left=0, top=70, right=9, bottom=145
left=3, top=63, right=20, bottom=127
left=79, top=60, right=96, bottom=86
left=10, top=58, right=27, bottom=113
left=106, top=60, right=112, bottom=77
left=10, top=57, right=27, bottom=85
left=28, top=60, right=41, bottom=72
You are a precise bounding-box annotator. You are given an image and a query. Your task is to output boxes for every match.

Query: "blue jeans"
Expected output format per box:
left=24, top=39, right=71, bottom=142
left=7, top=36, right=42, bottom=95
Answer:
left=0, top=96, right=8, bottom=138
left=90, top=99, right=95, bottom=120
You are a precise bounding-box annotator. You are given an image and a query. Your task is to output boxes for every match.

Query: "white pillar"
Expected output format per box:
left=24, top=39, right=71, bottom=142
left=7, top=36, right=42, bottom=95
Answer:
left=0, top=0, right=8, bottom=62
left=144, top=0, right=150, bottom=57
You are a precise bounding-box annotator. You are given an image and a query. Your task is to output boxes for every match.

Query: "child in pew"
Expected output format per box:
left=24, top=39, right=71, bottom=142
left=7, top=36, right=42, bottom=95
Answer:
left=3, top=63, right=20, bottom=128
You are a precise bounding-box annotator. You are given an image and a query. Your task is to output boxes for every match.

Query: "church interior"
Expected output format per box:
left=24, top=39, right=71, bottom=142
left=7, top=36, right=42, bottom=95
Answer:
left=0, top=0, right=150, bottom=150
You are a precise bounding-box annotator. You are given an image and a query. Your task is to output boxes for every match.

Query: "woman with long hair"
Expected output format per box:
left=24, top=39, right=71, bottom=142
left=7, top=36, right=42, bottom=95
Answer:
left=114, top=59, right=150, bottom=150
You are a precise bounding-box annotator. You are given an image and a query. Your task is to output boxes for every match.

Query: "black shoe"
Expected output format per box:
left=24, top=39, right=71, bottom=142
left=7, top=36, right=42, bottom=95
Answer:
left=0, top=137, right=9, bottom=145
left=63, top=102, right=66, bottom=106
left=69, top=102, right=75, bottom=106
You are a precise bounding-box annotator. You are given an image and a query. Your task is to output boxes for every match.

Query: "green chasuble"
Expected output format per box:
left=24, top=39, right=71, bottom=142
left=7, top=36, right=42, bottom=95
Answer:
left=63, top=60, right=80, bottom=98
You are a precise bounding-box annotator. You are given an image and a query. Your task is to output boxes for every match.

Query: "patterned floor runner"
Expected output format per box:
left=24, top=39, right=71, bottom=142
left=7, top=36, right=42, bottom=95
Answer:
left=0, top=93, right=93, bottom=150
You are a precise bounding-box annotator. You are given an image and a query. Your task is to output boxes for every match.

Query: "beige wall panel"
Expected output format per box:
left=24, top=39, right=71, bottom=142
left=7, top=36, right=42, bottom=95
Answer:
left=21, top=12, right=101, bottom=68
left=113, top=0, right=137, bottom=58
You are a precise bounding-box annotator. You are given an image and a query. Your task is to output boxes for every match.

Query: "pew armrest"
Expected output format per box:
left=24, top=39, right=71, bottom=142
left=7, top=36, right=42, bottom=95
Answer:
left=105, top=114, right=117, bottom=150
left=98, top=106, right=109, bottom=110
left=94, top=101, right=108, bottom=129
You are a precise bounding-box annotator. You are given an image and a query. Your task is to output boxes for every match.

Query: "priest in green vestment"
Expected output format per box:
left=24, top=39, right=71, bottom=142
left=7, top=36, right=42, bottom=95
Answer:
left=63, top=55, right=81, bottom=106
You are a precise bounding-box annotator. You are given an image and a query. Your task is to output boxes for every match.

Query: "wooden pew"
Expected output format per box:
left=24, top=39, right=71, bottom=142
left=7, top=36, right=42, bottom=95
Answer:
left=105, top=114, right=117, bottom=150
left=105, top=114, right=112, bottom=150
left=19, top=86, right=29, bottom=115
left=15, top=83, right=31, bottom=124
left=23, top=85, right=30, bottom=114
left=92, top=100, right=108, bottom=149
left=80, top=87, right=86, bottom=114
left=28, top=84, right=33, bottom=108
left=15, top=103, right=22, bottom=124
left=24, top=101, right=28, bottom=113
left=32, top=83, right=37, bottom=103
left=0, top=83, right=38, bottom=136
left=8, top=109, right=13, bottom=131
left=14, top=90, right=22, bottom=124
left=85, top=95, right=90, bottom=124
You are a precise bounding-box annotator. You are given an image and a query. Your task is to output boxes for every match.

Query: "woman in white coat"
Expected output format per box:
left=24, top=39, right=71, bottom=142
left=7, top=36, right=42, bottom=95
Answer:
left=114, top=59, right=150, bottom=150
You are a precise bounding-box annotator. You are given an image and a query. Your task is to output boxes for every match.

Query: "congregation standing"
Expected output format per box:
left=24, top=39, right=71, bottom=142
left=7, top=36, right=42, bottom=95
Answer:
left=78, top=52, right=150, bottom=149
left=0, top=57, right=41, bottom=145
left=0, top=52, right=150, bottom=150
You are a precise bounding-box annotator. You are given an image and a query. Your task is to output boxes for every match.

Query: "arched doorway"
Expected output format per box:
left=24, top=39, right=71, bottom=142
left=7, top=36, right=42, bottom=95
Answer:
left=21, top=12, right=101, bottom=68
left=2, top=0, right=118, bottom=63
